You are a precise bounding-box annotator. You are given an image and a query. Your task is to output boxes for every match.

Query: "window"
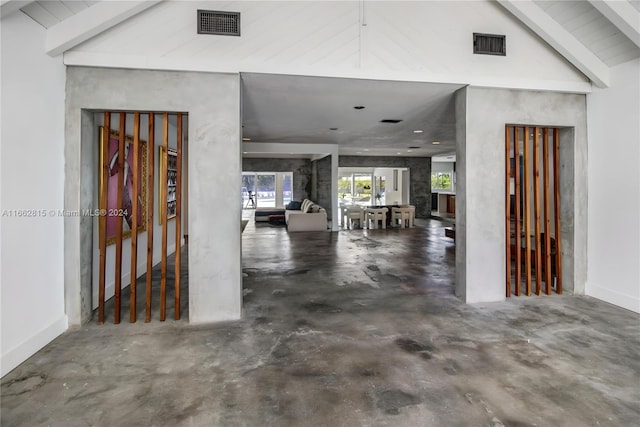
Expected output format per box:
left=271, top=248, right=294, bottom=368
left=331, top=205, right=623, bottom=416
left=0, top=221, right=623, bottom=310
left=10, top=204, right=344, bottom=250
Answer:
left=431, top=172, right=452, bottom=190
left=242, top=172, right=292, bottom=208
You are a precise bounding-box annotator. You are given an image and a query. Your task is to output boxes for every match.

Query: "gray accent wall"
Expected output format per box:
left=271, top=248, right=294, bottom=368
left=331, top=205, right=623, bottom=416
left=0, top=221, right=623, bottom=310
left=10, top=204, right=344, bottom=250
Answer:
left=242, top=158, right=311, bottom=202
left=455, top=86, right=587, bottom=304
left=65, top=67, right=242, bottom=325
left=311, top=155, right=333, bottom=220
left=339, top=156, right=432, bottom=218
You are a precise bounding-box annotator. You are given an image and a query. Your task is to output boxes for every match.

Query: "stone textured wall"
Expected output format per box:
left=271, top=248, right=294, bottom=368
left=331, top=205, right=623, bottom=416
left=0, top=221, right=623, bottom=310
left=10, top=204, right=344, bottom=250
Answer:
left=312, top=155, right=333, bottom=220
left=339, top=156, right=432, bottom=218
left=242, top=158, right=311, bottom=202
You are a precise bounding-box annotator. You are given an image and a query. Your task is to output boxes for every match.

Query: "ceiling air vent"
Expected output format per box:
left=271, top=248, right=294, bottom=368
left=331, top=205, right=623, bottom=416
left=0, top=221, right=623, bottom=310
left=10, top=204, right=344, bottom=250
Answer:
left=198, top=10, right=240, bottom=36
left=473, top=33, right=506, bottom=56
left=380, top=119, right=403, bottom=124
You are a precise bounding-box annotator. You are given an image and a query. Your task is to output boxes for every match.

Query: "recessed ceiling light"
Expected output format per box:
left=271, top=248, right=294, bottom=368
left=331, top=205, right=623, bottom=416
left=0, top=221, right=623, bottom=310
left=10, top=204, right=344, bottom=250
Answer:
left=354, top=106, right=365, bottom=110
left=380, top=119, right=403, bottom=124
left=413, top=130, right=423, bottom=134
left=363, top=149, right=369, bottom=151
left=330, top=127, right=338, bottom=131
left=356, top=151, right=362, bottom=154
left=432, top=141, right=441, bottom=145
left=396, top=152, right=402, bottom=155
left=242, top=151, right=247, bottom=154
left=242, top=137, right=251, bottom=141
left=407, top=150, right=413, bottom=153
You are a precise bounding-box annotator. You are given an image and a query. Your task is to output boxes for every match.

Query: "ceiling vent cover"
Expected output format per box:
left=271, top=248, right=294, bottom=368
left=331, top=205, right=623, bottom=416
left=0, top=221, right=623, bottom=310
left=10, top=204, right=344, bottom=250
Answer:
left=473, top=33, right=505, bottom=56
left=198, top=10, right=240, bottom=36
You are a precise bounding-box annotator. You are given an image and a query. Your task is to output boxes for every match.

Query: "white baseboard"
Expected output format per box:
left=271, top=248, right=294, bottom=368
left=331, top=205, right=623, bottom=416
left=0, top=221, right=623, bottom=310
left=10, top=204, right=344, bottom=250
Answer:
left=586, top=283, right=640, bottom=313
left=1, top=315, right=68, bottom=378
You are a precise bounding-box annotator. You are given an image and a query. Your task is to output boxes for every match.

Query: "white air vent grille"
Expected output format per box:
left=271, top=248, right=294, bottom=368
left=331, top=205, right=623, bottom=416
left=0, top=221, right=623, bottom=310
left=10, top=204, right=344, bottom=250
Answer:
left=473, top=33, right=506, bottom=56
left=198, top=10, right=240, bottom=36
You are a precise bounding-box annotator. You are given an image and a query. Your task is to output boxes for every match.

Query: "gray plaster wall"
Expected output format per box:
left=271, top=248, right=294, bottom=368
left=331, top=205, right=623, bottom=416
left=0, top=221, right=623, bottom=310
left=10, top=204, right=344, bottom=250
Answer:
left=339, top=156, right=432, bottom=218
left=455, top=89, right=467, bottom=302
left=242, top=158, right=311, bottom=202
left=311, top=156, right=333, bottom=220
left=455, top=86, right=587, bottom=303
left=65, top=67, right=242, bottom=325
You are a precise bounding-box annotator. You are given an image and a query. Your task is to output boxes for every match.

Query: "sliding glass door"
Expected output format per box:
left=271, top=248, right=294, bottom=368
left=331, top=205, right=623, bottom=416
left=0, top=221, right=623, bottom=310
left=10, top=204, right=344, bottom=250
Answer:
left=242, top=172, right=292, bottom=208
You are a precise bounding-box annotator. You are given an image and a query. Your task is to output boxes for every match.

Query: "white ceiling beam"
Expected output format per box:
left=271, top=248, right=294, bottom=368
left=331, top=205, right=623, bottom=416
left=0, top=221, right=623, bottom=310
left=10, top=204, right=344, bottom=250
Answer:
left=45, top=0, right=163, bottom=57
left=588, top=0, right=640, bottom=48
left=498, top=0, right=610, bottom=88
left=0, top=0, right=34, bottom=19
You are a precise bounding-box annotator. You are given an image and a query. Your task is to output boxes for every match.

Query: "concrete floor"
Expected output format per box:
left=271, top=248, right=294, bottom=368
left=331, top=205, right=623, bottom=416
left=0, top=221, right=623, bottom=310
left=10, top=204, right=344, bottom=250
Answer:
left=2, top=218, right=639, bottom=426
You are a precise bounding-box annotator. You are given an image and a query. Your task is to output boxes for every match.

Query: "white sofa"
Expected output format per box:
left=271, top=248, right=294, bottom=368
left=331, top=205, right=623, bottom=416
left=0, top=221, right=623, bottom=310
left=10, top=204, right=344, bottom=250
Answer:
left=285, top=199, right=328, bottom=232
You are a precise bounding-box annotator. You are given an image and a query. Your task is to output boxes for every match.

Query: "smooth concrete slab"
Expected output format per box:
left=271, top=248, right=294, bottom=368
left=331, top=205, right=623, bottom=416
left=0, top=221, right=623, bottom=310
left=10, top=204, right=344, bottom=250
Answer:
left=2, top=221, right=638, bottom=426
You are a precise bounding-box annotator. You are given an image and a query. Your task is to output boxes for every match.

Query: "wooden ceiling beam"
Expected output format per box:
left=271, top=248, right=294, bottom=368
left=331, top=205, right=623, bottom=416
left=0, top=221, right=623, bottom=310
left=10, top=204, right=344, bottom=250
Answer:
left=498, top=0, right=610, bottom=88
left=589, top=0, right=640, bottom=48
left=45, top=0, right=163, bottom=57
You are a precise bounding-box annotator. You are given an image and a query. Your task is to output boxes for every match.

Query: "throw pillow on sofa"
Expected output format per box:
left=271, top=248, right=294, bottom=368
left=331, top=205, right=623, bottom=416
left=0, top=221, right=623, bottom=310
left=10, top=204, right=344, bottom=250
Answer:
left=301, top=199, right=314, bottom=213
left=286, top=201, right=302, bottom=210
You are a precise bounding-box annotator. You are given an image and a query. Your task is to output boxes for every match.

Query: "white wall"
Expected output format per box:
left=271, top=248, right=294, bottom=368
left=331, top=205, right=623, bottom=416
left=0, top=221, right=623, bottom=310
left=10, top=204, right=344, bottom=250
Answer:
left=91, top=113, right=181, bottom=309
left=373, top=167, right=403, bottom=205
left=65, top=0, right=589, bottom=93
left=1, top=12, right=68, bottom=377
left=586, top=59, right=640, bottom=313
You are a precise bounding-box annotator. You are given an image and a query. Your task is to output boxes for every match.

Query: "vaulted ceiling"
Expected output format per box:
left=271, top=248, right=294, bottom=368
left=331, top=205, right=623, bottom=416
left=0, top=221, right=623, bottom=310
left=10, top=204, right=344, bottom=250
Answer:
left=3, top=0, right=638, bottom=157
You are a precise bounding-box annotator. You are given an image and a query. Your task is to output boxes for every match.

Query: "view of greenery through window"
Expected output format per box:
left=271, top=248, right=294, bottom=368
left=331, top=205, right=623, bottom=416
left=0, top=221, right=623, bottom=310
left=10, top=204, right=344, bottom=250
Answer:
left=339, top=176, right=373, bottom=197
left=432, top=172, right=452, bottom=190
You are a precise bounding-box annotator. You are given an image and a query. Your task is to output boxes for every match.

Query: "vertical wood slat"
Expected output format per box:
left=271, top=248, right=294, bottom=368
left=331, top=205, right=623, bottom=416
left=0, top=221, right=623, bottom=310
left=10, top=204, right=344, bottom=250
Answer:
left=543, top=128, right=552, bottom=294
left=553, top=128, right=563, bottom=294
left=175, top=113, right=183, bottom=320
left=114, top=112, right=126, bottom=324
left=514, top=127, right=522, bottom=296
left=505, top=125, right=512, bottom=297
left=160, top=112, right=169, bottom=321
left=523, top=126, right=532, bottom=295
left=98, top=113, right=110, bottom=324
left=146, top=113, right=155, bottom=322
left=533, top=127, right=542, bottom=295
left=129, top=112, right=140, bottom=323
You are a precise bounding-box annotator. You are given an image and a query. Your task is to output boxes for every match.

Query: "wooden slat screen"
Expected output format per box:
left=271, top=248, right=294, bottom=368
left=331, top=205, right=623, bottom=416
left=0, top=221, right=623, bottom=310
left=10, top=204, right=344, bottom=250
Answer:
left=96, top=111, right=186, bottom=324
left=506, top=125, right=562, bottom=297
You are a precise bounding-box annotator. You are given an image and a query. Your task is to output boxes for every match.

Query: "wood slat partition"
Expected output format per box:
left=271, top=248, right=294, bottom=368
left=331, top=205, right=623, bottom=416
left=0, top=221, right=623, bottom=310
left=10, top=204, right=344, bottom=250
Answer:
left=114, top=112, right=126, bottom=324
left=553, top=128, right=563, bottom=294
left=97, top=110, right=186, bottom=324
left=505, top=125, right=512, bottom=297
left=533, top=127, right=542, bottom=295
left=146, top=113, right=155, bottom=322
left=174, top=113, right=183, bottom=320
left=130, top=112, right=140, bottom=322
left=98, top=113, right=110, bottom=324
left=506, top=125, right=562, bottom=299
left=514, top=127, right=522, bottom=296
left=160, top=113, right=169, bottom=321
left=543, top=129, right=552, bottom=294
left=523, top=126, right=532, bottom=296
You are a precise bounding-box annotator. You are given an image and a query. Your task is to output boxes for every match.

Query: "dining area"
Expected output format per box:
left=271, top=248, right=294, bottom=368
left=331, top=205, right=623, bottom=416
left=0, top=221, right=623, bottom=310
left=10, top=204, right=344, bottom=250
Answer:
left=340, top=203, right=416, bottom=230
